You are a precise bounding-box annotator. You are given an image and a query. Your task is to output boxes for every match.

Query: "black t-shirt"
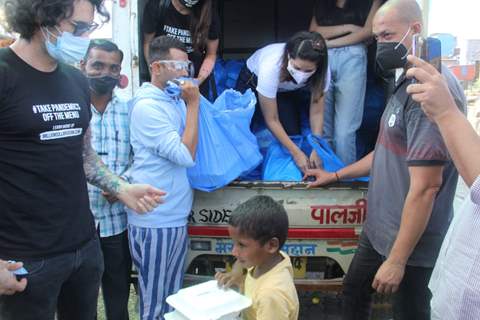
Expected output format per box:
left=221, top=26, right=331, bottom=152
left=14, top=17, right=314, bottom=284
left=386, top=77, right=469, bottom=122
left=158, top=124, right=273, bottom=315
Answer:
left=314, top=0, right=373, bottom=27
left=142, top=0, right=220, bottom=73
left=0, top=48, right=95, bottom=260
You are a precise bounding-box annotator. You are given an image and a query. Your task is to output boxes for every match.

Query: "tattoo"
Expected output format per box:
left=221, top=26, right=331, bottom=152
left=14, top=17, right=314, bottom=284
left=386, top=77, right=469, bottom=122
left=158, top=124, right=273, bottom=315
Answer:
left=83, top=126, right=127, bottom=195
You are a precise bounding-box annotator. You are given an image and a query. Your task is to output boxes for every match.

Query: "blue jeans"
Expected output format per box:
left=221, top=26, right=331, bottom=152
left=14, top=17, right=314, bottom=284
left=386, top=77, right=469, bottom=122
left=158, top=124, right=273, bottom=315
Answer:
left=0, top=236, right=104, bottom=320
left=323, top=44, right=367, bottom=165
left=342, top=232, right=433, bottom=320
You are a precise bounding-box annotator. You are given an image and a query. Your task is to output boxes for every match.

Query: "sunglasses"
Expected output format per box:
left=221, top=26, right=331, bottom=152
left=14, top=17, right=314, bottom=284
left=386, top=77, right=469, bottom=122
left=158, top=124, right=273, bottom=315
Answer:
left=155, top=60, right=195, bottom=77
left=69, top=20, right=99, bottom=36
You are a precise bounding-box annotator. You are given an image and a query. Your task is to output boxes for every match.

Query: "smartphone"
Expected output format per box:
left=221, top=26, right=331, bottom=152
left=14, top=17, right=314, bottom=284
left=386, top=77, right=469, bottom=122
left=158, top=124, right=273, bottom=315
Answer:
left=412, top=34, right=442, bottom=72
left=7, top=260, right=29, bottom=280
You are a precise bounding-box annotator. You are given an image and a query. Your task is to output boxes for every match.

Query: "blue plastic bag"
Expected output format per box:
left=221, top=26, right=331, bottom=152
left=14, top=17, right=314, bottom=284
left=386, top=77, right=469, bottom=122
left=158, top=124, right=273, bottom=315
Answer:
left=211, top=59, right=245, bottom=98
left=190, top=90, right=262, bottom=191
left=307, top=135, right=344, bottom=173
left=239, top=127, right=276, bottom=181
left=262, top=136, right=304, bottom=181
left=308, top=134, right=369, bottom=182
left=165, top=80, right=262, bottom=191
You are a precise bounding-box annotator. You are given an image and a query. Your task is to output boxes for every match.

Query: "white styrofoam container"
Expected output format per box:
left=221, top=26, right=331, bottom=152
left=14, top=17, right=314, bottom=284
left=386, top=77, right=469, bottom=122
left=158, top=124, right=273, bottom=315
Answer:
left=165, top=280, right=252, bottom=320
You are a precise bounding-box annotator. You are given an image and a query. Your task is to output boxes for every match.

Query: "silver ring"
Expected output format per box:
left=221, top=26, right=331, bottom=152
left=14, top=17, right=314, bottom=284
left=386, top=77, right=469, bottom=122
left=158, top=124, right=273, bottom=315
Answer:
left=179, top=80, right=186, bottom=85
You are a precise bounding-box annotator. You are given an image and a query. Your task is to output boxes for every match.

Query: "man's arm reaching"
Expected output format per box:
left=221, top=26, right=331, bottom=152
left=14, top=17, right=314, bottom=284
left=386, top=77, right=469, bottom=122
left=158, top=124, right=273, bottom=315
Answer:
left=83, top=126, right=166, bottom=213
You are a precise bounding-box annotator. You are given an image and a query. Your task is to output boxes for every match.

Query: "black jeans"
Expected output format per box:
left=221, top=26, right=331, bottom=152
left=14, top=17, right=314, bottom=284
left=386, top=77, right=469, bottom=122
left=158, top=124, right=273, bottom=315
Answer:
left=0, top=236, right=104, bottom=320
left=342, top=232, right=433, bottom=320
left=98, top=230, right=132, bottom=320
left=235, top=66, right=311, bottom=135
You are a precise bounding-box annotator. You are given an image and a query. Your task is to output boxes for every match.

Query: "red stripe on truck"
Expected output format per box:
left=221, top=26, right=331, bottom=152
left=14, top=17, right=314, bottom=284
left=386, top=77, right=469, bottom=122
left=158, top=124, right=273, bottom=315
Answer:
left=188, top=226, right=358, bottom=239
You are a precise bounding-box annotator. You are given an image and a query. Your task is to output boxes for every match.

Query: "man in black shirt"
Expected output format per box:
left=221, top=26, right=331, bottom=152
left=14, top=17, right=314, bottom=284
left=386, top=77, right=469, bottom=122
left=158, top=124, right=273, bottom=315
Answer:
left=0, top=0, right=165, bottom=319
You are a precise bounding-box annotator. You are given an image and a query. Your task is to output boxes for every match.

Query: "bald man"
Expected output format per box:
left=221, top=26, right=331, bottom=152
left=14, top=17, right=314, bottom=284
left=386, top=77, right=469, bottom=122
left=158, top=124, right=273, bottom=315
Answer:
left=305, top=1, right=466, bottom=319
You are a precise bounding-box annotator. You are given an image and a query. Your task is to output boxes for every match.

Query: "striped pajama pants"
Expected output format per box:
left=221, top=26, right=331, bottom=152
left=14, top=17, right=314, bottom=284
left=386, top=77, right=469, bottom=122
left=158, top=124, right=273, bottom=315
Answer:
left=128, top=225, right=188, bottom=320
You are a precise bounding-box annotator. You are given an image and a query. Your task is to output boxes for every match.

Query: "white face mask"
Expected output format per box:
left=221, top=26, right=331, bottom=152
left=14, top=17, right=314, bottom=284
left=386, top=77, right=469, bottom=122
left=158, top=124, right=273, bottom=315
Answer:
left=287, top=59, right=316, bottom=85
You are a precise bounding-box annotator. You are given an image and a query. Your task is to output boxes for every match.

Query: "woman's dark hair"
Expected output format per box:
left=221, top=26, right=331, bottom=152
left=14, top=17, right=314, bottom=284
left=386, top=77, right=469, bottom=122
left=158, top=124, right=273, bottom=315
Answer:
left=5, top=0, right=110, bottom=40
left=229, top=195, right=289, bottom=248
left=280, top=31, right=328, bottom=101
left=188, top=0, right=213, bottom=52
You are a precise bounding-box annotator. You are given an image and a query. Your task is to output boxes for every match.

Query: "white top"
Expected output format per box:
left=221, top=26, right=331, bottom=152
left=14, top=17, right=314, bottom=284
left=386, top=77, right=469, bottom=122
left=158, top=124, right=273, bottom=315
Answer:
left=246, top=43, right=330, bottom=99
left=429, top=175, right=480, bottom=319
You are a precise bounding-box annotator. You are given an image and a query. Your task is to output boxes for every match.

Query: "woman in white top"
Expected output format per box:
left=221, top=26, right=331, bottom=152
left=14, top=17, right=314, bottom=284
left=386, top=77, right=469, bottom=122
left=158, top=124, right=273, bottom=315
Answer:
left=235, top=31, right=329, bottom=172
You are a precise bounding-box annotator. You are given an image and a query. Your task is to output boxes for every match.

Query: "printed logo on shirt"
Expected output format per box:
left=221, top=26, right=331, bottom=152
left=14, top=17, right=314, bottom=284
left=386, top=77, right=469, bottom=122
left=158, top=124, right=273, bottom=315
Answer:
left=40, top=128, right=83, bottom=140
left=163, top=25, right=193, bottom=53
left=32, top=103, right=81, bottom=122
left=32, top=103, right=83, bottom=140
left=388, top=114, right=396, bottom=127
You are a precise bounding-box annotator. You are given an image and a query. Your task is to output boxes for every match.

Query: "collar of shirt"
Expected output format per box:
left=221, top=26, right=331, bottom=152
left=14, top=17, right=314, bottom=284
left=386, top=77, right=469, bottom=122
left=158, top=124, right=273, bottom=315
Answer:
left=90, top=91, right=122, bottom=115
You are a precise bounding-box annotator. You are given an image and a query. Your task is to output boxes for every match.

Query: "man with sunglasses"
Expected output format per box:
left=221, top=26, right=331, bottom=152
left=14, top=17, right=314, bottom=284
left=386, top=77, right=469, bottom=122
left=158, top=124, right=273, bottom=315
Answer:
left=0, top=1, right=166, bottom=319
left=80, top=39, right=132, bottom=320
left=128, top=35, right=199, bottom=320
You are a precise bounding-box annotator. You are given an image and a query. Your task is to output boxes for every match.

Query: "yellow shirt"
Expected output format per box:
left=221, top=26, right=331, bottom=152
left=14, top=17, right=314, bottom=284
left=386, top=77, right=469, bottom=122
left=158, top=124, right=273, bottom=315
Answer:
left=243, top=251, right=299, bottom=320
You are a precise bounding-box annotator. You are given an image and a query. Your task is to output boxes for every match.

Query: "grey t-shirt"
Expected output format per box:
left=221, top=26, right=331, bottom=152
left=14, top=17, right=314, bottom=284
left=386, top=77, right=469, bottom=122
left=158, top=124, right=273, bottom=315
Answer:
left=364, top=66, right=466, bottom=267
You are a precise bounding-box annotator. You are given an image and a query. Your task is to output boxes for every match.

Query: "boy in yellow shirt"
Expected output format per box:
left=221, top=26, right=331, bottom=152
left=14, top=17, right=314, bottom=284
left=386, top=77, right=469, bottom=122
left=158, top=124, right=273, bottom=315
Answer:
left=216, top=195, right=299, bottom=320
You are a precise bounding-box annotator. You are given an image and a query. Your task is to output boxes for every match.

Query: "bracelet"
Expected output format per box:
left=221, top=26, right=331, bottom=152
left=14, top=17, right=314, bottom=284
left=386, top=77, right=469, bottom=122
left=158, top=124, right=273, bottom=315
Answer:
left=334, top=172, right=340, bottom=182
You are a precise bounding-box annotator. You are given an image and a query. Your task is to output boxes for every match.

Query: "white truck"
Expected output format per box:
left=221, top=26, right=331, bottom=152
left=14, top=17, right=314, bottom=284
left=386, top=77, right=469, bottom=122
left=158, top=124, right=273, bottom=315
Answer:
left=105, top=0, right=430, bottom=316
left=108, top=0, right=367, bottom=287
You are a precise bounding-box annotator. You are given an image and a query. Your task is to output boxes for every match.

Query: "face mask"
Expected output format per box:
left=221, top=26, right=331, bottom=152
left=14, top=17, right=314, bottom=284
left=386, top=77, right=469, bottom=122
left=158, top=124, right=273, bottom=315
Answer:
left=165, top=77, right=199, bottom=98
left=87, top=75, right=119, bottom=95
left=287, top=59, right=315, bottom=85
left=376, top=27, right=411, bottom=71
left=179, top=0, right=200, bottom=8
left=42, top=27, right=91, bottom=64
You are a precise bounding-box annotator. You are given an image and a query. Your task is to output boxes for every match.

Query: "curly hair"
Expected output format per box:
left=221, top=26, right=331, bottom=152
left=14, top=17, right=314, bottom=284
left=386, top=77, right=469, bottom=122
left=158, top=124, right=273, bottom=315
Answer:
left=5, top=0, right=110, bottom=40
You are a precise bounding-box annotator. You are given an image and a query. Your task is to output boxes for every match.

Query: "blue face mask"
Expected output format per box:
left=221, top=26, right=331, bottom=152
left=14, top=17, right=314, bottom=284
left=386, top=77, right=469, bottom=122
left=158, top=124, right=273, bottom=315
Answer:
left=42, top=27, right=90, bottom=64
left=165, top=77, right=199, bottom=98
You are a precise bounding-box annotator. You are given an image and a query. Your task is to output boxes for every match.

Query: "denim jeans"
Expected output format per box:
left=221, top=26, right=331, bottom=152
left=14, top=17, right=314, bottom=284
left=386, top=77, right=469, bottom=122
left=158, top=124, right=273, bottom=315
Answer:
left=342, top=232, right=433, bottom=320
left=0, top=236, right=104, bottom=320
left=98, top=230, right=132, bottom=320
left=323, top=44, right=367, bottom=165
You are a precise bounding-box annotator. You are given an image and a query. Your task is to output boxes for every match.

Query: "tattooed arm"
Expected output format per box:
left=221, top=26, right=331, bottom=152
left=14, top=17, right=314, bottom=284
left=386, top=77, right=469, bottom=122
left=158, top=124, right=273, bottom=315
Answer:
left=83, top=126, right=166, bottom=213
left=83, top=126, right=126, bottom=194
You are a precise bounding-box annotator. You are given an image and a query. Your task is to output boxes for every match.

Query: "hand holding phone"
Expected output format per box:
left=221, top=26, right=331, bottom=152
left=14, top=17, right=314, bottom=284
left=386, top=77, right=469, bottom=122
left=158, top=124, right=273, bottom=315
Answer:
left=7, top=260, right=28, bottom=279
left=0, top=260, right=27, bottom=295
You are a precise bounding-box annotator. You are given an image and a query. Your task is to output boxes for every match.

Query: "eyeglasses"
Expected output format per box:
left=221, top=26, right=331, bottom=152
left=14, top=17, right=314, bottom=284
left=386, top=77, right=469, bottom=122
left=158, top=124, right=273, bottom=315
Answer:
left=69, top=20, right=99, bottom=36
left=155, top=60, right=195, bottom=77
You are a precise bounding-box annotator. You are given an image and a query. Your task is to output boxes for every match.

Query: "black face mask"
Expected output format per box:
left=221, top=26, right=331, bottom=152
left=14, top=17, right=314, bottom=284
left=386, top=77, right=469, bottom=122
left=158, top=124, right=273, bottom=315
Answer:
left=88, top=75, right=119, bottom=95
left=376, top=42, right=409, bottom=72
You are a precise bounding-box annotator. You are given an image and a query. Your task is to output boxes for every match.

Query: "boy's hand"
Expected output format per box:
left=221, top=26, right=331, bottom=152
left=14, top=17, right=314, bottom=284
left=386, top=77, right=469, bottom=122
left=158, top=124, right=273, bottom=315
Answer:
left=180, top=81, right=200, bottom=107
left=215, top=261, right=245, bottom=289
